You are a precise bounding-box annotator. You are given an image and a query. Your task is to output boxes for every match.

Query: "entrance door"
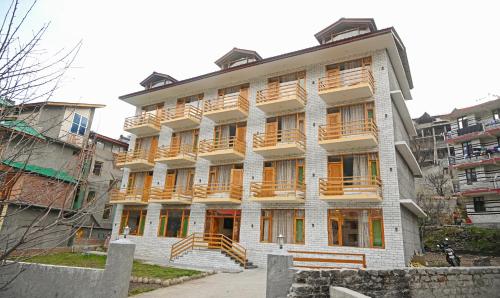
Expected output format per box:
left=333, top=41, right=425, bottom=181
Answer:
left=204, top=210, right=241, bottom=244
left=327, top=112, right=341, bottom=138
left=262, top=167, right=275, bottom=197
left=327, top=162, right=343, bottom=195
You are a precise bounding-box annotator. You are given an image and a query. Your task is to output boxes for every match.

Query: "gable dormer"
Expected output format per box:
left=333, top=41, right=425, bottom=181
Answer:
left=315, top=18, right=377, bottom=45
left=140, top=72, right=178, bottom=89
left=215, top=48, right=262, bottom=70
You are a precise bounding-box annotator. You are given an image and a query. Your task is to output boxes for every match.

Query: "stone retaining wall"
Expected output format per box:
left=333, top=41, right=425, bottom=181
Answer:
left=288, top=267, right=500, bottom=298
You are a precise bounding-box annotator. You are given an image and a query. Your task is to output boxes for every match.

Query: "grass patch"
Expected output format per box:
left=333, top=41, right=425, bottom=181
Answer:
left=26, top=252, right=199, bottom=279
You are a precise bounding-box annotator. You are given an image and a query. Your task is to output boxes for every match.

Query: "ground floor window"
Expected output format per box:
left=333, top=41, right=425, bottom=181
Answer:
left=260, top=209, right=304, bottom=244
left=158, top=209, right=190, bottom=238
left=120, top=208, right=147, bottom=236
left=327, top=209, right=384, bottom=248
left=473, top=197, right=486, bottom=212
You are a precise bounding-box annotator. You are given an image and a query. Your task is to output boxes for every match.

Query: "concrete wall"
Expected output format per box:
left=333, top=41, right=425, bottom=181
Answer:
left=112, top=49, right=416, bottom=269
left=288, top=266, right=500, bottom=298
left=400, top=206, right=422, bottom=264
left=0, top=239, right=135, bottom=298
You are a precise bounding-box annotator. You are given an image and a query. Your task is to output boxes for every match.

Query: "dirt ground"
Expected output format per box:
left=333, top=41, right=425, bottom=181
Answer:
left=423, top=252, right=500, bottom=267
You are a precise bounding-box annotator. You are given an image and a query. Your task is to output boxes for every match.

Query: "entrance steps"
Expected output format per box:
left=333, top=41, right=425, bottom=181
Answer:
left=171, top=249, right=244, bottom=272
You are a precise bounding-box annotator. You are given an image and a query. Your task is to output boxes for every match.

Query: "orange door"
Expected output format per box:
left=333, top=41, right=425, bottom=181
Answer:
left=164, top=173, right=176, bottom=199
left=230, top=169, right=243, bottom=199
left=327, top=113, right=341, bottom=138
left=235, top=125, right=246, bottom=152
left=327, top=162, right=343, bottom=195
left=265, top=122, right=278, bottom=146
left=262, top=167, right=275, bottom=197
left=143, top=172, right=153, bottom=201
left=134, top=138, right=143, bottom=151
left=149, top=137, right=158, bottom=160
left=170, top=135, right=180, bottom=156
left=127, top=173, right=136, bottom=194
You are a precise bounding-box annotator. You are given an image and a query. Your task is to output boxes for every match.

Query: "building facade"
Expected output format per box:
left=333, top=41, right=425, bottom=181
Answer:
left=111, top=18, right=425, bottom=269
left=445, top=97, right=500, bottom=227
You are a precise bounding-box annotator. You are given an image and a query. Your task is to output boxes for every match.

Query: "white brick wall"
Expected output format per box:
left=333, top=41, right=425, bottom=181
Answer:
left=112, top=49, right=417, bottom=269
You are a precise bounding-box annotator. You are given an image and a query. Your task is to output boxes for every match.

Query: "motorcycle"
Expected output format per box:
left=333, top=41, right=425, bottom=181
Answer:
left=436, top=238, right=461, bottom=267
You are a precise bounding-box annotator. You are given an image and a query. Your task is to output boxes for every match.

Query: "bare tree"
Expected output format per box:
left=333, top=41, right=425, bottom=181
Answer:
left=424, top=167, right=451, bottom=197
left=411, top=137, right=434, bottom=167
left=0, top=0, right=112, bottom=290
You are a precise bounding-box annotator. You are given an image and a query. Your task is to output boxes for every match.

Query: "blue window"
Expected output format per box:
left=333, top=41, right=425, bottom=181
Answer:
left=70, top=113, right=88, bottom=136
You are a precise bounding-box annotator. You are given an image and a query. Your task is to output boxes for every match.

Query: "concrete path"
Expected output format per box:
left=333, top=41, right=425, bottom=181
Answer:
left=134, top=268, right=266, bottom=298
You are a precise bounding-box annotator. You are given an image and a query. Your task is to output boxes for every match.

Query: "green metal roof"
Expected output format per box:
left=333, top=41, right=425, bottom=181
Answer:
left=0, top=120, right=46, bottom=140
left=3, top=160, right=77, bottom=183
left=0, top=98, right=14, bottom=107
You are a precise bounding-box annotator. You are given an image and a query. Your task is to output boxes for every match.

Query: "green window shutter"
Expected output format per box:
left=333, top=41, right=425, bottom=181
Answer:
left=295, top=219, right=304, bottom=243
left=372, top=219, right=383, bottom=247
left=158, top=216, right=166, bottom=236
left=182, top=217, right=189, bottom=237
left=297, top=166, right=304, bottom=185
left=139, top=213, right=146, bottom=236
left=367, top=110, right=374, bottom=120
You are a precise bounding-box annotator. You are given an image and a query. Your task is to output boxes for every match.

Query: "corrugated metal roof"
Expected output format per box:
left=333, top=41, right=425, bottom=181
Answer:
left=3, top=160, right=77, bottom=183
left=0, top=120, right=46, bottom=140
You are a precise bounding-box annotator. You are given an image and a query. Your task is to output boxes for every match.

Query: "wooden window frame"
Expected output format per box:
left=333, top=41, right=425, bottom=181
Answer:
left=157, top=209, right=190, bottom=238
left=120, top=208, right=147, bottom=236
left=259, top=209, right=305, bottom=245
left=327, top=209, right=385, bottom=249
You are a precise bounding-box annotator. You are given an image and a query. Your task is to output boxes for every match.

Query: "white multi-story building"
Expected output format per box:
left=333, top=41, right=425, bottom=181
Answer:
left=445, top=97, right=500, bottom=227
left=110, top=18, right=425, bottom=270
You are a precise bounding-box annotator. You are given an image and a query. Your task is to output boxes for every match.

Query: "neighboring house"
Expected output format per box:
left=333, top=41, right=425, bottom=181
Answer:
left=412, top=112, right=455, bottom=193
left=73, top=132, right=128, bottom=246
left=0, top=101, right=104, bottom=250
left=444, top=97, right=500, bottom=228
left=111, top=18, right=425, bottom=269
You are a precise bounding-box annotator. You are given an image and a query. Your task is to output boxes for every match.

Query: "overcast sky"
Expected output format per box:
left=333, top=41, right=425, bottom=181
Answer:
left=10, top=0, right=500, bottom=138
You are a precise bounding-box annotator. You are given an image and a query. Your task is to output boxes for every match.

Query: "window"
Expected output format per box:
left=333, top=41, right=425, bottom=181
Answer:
left=462, top=142, right=472, bottom=157
left=92, top=161, right=103, bottom=176
left=86, top=191, right=96, bottom=203
left=473, top=197, right=486, bottom=212
left=328, top=209, right=384, bottom=248
left=70, top=113, right=88, bottom=136
left=260, top=209, right=304, bottom=244
left=457, top=116, right=468, bottom=130
left=102, top=204, right=112, bottom=219
left=119, top=209, right=147, bottom=236
left=158, top=209, right=190, bottom=238
left=465, top=169, right=477, bottom=185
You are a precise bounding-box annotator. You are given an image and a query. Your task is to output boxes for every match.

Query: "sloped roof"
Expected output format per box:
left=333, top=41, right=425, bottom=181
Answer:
left=314, top=18, right=377, bottom=43
left=3, top=160, right=77, bottom=183
left=0, top=120, right=46, bottom=140
left=21, top=101, right=105, bottom=109
left=214, top=47, right=262, bottom=68
left=140, top=72, right=178, bottom=87
left=444, top=96, right=500, bottom=119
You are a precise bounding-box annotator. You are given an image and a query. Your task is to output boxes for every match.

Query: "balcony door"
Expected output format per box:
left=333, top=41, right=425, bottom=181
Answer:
left=262, top=167, right=275, bottom=196
left=143, top=171, right=153, bottom=200
left=230, top=169, right=243, bottom=198
left=262, top=159, right=304, bottom=195
left=214, top=123, right=245, bottom=149
left=208, top=164, right=243, bottom=194
left=164, top=172, right=175, bottom=198
left=327, top=159, right=343, bottom=195
left=326, top=57, right=371, bottom=87
left=327, top=109, right=341, bottom=139
left=171, top=129, right=198, bottom=155
left=265, top=121, right=278, bottom=146
left=142, top=103, right=164, bottom=117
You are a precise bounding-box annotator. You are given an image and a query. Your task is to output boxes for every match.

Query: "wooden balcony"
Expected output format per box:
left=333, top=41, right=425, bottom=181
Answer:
left=256, top=82, right=306, bottom=113
left=154, top=144, right=197, bottom=167
left=319, top=176, right=382, bottom=202
left=192, top=183, right=242, bottom=204
left=318, top=67, right=374, bottom=105
left=253, top=129, right=306, bottom=157
left=148, top=187, right=192, bottom=204
left=115, top=149, right=155, bottom=171
left=123, top=113, right=161, bottom=136
left=198, top=137, right=245, bottom=162
left=203, top=93, right=249, bottom=122
left=160, top=106, right=202, bottom=130
left=250, top=181, right=305, bottom=203
left=318, top=120, right=378, bottom=151
left=109, top=188, right=149, bottom=205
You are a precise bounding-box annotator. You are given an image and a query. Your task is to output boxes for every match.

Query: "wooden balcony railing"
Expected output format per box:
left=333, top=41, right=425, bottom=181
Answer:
left=199, top=136, right=245, bottom=154
left=318, top=119, right=378, bottom=141
left=194, top=183, right=243, bottom=200
left=116, top=149, right=155, bottom=164
left=203, top=93, right=249, bottom=113
left=149, top=186, right=193, bottom=201
left=319, top=176, right=382, bottom=196
left=170, top=233, right=247, bottom=268
left=155, top=144, right=197, bottom=160
left=124, top=113, right=161, bottom=131
left=110, top=187, right=150, bottom=203
left=61, top=130, right=84, bottom=147
left=161, top=105, right=202, bottom=122
left=318, top=67, right=374, bottom=93
left=250, top=180, right=306, bottom=198
left=253, top=129, right=306, bottom=149
left=256, top=81, right=307, bottom=105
